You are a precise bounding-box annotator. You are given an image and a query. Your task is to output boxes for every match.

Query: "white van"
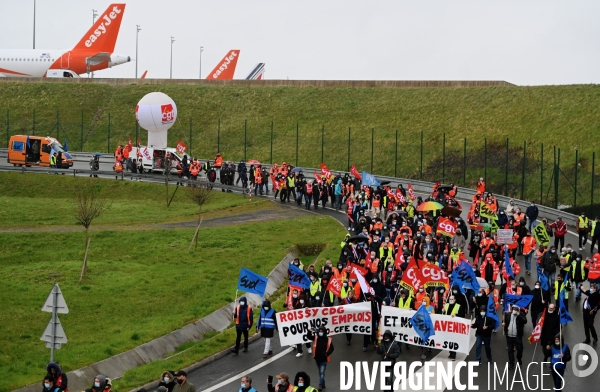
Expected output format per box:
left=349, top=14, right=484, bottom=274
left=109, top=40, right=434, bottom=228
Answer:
left=46, top=69, right=80, bottom=78
left=130, top=146, right=189, bottom=174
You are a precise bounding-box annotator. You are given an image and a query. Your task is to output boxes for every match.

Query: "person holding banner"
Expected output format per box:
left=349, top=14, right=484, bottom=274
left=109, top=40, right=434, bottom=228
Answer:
left=442, top=295, right=465, bottom=360
left=293, top=294, right=312, bottom=357
left=256, top=300, right=277, bottom=358
left=541, top=303, right=560, bottom=361
left=231, top=297, right=253, bottom=355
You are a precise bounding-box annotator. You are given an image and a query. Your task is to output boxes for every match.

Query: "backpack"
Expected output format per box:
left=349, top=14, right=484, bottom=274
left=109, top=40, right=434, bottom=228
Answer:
left=306, top=183, right=313, bottom=195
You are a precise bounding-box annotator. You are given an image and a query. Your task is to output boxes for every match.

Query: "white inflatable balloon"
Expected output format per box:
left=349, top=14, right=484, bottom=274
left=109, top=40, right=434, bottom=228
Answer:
left=136, top=92, right=177, bottom=149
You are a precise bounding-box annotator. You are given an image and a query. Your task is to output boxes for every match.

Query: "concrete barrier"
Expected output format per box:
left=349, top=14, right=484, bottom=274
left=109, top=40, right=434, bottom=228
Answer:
left=14, top=253, right=296, bottom=392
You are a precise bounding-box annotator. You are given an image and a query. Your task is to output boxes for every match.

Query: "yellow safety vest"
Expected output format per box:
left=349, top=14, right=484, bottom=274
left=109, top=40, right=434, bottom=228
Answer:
left=554, top=281, right=569, bottom=300
left=578, top=216, right=589, bottom=229
left=309, top=280, right=321, bottom=296
left=443, top=303, right=461, bottom=316
left=398, top=297, right=412, bottom=309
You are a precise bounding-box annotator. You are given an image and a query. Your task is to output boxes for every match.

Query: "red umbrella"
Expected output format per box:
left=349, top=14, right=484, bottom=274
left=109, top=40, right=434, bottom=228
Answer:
left=247, top=160, right=261, bottom=166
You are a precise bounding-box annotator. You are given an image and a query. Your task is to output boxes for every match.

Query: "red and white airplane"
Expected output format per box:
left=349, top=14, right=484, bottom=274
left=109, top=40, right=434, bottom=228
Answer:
left=0, top=3, right=129, bottom=78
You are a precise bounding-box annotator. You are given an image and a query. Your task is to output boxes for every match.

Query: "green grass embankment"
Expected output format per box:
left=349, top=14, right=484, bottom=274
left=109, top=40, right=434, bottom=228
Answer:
left=0, top=172, right=346, bottom=391
left=1, top=82, right=599, bottom=205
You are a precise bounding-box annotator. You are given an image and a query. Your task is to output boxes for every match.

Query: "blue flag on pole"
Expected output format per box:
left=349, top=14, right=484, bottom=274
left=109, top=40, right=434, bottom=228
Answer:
left=452, top=262, right=481, bottom=293
left=411, top=305, right=435, bottom=343
left=237, top=268, right=268, bottom=297
left=361, top=171, right=382, bottom=187
left=503, top=294, right=534, bottom=312
left=536, top=261, right=550, bottom=291
left=287, top=263, right=311, bottom=289
left=504, top=249, right=514, bottom=280
left=559, top=295, right=573, bottom=324
left=486, top=294, right=501, bottom=330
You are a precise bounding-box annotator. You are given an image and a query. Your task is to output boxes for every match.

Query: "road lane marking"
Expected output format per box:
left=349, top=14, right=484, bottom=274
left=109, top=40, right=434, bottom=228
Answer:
left=203, top=347, right=295, bottom=392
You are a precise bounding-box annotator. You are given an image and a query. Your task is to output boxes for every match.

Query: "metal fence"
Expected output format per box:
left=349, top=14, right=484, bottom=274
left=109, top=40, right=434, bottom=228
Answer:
left=3, top=109, right=598, bottom=213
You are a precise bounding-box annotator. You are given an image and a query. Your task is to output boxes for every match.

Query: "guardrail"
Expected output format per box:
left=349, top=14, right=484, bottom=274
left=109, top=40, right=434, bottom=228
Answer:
left=0, top=148, right=579, bottom=227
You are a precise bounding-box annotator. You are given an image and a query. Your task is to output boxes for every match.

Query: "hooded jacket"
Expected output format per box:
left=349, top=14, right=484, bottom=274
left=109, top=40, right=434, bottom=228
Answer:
left=158, top=371, right=177, bottom=392
left=88, top=375, right=110, bottom=392
left=376, top=330, right=400, bottom=361
left=46, top=362, right=68, bottom=392
left=292, top=371, right=317, bottom=392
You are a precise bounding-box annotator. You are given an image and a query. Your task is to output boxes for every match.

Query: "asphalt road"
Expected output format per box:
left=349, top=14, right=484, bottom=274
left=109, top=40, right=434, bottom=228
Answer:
left=3, top=159, right=599, bottom=391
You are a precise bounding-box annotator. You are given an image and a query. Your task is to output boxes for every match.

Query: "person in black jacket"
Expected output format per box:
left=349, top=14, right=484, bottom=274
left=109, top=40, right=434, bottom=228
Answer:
left=541, top=303, right=561, bottom=361
left=158, top=371, right=176, bottom=392
left=307, top=326, right=335, bottom=390
left=580, top=283, right=599, bottom=344
left=502, top=305, right=528, bottom=369
left=472, top=305, right=495, bottom=364
left=45, top=362, right=68, bottom=392
left=530, top=281, right=550, bottom=327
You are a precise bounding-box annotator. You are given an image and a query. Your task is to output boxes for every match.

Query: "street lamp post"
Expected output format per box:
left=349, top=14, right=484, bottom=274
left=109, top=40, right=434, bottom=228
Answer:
left=199, top=46, right=204, bottom=79
left=135, top=25, right=141, bottom=78
left=33, top=0, right=36, bottom=49
left=170, top=36, right=175, bottom=79
left=91, top=9, right=98, bottom=78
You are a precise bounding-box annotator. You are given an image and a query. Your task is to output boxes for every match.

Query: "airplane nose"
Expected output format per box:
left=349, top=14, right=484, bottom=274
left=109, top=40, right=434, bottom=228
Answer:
left=127, top=56, right=131, bottom=62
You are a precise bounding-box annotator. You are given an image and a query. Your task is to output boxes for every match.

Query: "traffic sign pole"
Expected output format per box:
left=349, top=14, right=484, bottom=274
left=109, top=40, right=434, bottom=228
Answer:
left=41, top=283, right=69, bottom=362
left=51, top=286, right=57, bottom=361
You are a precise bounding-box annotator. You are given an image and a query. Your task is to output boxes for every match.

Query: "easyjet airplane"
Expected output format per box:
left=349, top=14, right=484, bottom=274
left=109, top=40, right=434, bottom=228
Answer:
left=0, top=3, right=129, bottom=78
left=206, top=50, right=240, bottom=80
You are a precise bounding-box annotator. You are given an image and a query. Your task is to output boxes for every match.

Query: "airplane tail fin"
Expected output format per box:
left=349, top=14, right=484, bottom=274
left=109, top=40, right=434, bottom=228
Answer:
left=206, top=50, right=240, bottom=80
left=140, top=70, right=148, bottom=79
left=73, top=4, right=126, bottom=52
left=246, top=63, right=265, bottom=80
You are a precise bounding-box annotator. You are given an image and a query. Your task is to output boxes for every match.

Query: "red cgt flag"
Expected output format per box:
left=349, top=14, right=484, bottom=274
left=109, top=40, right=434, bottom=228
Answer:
left=326, top=276, right=343, bottom=298
left=407, top=183, right=416, bottom=202
left=314, top=171, right=323, bottom=185
left=350, top=164, right=362, bottom=180
left=529, top=308, right=546, bottom=343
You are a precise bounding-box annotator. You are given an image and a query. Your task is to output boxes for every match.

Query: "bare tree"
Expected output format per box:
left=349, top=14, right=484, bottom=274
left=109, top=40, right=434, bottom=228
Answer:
left=73, top=190, right=109, bottom=283
left=188, top=182, right=213, bottom=250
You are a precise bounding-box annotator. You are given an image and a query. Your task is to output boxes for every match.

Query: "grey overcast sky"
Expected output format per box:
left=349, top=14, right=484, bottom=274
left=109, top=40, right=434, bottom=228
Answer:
left=1, top=0, right=599, bottom=85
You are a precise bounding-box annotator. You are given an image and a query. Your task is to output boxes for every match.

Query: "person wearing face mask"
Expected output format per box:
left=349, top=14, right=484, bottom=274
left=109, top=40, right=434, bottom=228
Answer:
left=549, top=217, right=568, bottom=250
left=473, top=288, right=489, bottom=311
left=397, top=289, right=415, bottom=310
left=591, top=216, right=600, bottom=254
left=550, top=334, right=571, bottom=391
left=158, top=371, right=176, bottom=392
left=530, top=281, right=549, bottom=327
left=376, top=329, right=401, bottom=389
left=553, top=274, right=571, bottom=312
left=451, top=229, right=466, bottom=251
left=588, top=254, right=600, bottom=284
left=479, top=254, right=499, bottom=283
left=267, top=372, right=293, bottom=392
left=256, top=300, right=278, bottom=358
left=231, top=296, right=253, bottom=355
left=238, top=375, right=257, bottom=392
left=45, top=362, right=68, bottom=392
left=85, top=375, right=111, bottom=392
left=502, top=305, right=527, bottom=370
left=443, top=295, right=464, bottom=360
left=432, top=287, right=447, bottom=314
left=541, top=304, right=561, bottom=361
left=415, top=286, right=428, bottom=305
left=450, top=284, right=469, bottom=315
left=577, top=212, right=589, bottom=251
left=580, top=283, right=599, bottom=344
left=517, top=277, right=531, bottom=295
left=294, top=294, right=312, bottom=357
left=571, top=254, right=587, bottom=299
left=306, top=326, right=335, bottom=390
left=42, top=376, right=56, bottom=392
left=542, top=246, right=560, bottom=287
left=472, top=305, right=495, bottom=365
left=418, top=296, right=435, bottom=360
left=525, top=202, right=539, bottom=232
left=521, top=231, right=537, bottom=275
left=291, top=371, right=317, bottom=392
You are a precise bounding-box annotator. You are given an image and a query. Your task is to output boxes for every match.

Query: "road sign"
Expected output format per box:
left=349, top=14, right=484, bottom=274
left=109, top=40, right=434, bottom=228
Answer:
left=41, top=283, right=69, bottom=361
left=40, top=314, right=68, bottom=344
left=42, top=284, right=69, bottom=314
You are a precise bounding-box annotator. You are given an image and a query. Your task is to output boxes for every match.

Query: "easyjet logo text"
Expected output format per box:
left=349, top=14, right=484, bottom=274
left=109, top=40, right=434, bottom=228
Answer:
left=212, top=52, right=238, bottom=79
left=85, top=6, right=122, bottom=48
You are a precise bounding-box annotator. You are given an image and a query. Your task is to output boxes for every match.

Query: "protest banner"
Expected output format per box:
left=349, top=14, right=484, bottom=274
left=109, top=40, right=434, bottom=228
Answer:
left=288, top=263, right=311, bottom=289
left=407, top=184, right=416, bottom=202
left=380, top=306, right=472, bottom=354
left=176, top=140, right=187, bottom=154
left=436, top=217, right=457, bottom=237
left=326, top=276, right=342, bottom=298
left=479, top=202, right=498, bottom=220
left=277, top=302, right=373, bottom=346
left=533, top=224, right=550, bottom=247
left=400, top=259, right=449, bottom=293
left=496, top=229, right=514, bottom=244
